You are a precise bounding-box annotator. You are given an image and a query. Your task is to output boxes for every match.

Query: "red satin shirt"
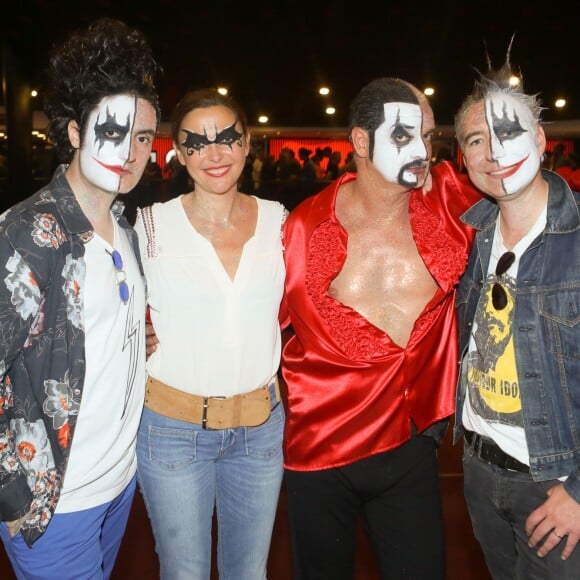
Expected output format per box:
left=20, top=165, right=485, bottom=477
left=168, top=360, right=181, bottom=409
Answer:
left=280, top=162, right=478, bottom=471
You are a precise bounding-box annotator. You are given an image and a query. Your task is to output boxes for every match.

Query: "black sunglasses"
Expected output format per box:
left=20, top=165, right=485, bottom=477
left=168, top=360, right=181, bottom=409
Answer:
left=491, top=251, right=515, bottom=310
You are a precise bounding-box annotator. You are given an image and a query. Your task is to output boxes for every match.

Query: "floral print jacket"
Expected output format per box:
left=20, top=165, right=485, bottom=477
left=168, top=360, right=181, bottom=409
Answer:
left=0, top=165, right=141, bottom=547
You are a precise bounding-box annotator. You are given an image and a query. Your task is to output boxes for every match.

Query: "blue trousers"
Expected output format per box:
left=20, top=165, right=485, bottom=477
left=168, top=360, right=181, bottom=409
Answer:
left=0, top=475, right=136, bottom=580
left=463, top=443, right=580, bottom=579
left=137, top=402, right=284, bottom=580
left=285, top=433, right=446, bottom=580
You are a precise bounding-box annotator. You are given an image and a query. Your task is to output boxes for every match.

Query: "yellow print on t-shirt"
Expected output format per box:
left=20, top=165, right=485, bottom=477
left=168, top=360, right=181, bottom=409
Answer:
left=467, top=281, right=522, bottom=424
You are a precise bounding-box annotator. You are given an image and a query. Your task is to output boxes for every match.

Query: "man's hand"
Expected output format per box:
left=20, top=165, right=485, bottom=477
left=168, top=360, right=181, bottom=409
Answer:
left=146, top=321, right=159, bottom=359
left=421, top=171, right=433, bottom=194
left=526, top=483, right=580, bottom=560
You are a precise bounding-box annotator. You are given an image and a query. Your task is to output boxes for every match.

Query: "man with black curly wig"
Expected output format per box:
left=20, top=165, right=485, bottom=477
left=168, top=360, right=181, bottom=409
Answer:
left=0, top=17, right=161, bottom=578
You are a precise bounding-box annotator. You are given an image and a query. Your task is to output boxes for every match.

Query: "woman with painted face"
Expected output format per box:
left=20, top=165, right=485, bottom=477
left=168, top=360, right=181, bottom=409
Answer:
left=0, top=18, right=161, bottom=579
left=134, top=89, right=286, bottom=579
left=454, top=54, right=580, bottom=578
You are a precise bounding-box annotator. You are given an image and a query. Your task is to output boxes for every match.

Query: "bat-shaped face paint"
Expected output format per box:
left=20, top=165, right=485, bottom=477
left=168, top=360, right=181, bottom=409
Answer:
left=485, top=93, right=541, bottom=195
left=181, top=122, right=243, bottom=156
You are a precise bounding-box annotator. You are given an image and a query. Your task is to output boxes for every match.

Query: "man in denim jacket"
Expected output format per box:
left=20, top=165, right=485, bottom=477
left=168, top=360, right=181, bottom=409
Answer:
left=453, top=55, right=580, bottom=578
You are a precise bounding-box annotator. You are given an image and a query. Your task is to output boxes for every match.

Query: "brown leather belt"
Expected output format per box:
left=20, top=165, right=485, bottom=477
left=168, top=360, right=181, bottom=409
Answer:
left=144, top=375, right=280, bottom=429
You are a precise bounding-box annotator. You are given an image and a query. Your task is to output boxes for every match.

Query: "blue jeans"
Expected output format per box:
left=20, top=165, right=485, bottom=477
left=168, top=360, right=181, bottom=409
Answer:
left=136, top=400, right=284, bottom=580
left=463, top=442, right=580, bottom=579
left=0, top=475, right=136, bottom=580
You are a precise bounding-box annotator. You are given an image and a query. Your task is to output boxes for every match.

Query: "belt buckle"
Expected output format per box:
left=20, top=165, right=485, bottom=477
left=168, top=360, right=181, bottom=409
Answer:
left=201, top=396, right=225, bottom=430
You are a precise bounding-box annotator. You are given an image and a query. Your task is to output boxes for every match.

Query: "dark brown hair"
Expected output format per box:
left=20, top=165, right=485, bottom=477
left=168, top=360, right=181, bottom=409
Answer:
left=43, top=18, right=162, bottom=162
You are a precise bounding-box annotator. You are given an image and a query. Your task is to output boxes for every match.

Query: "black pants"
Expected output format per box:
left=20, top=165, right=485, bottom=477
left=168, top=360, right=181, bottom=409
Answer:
left=285, top=434, right=445, bottom=580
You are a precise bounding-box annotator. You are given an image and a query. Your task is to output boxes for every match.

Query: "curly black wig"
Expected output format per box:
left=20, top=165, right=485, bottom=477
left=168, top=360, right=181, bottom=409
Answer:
left=43, top=18, right=163, bottom=162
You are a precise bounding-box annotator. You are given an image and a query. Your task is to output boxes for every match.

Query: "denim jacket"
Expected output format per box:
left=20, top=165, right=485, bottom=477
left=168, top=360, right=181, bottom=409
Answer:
left=453, top=170, right=580, bottom=504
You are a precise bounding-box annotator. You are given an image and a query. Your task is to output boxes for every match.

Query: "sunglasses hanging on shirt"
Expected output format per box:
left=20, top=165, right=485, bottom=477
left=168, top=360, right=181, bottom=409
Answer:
left=108, top=249, right=130, bottom=303
left=491, top=251, right=515, bottom=311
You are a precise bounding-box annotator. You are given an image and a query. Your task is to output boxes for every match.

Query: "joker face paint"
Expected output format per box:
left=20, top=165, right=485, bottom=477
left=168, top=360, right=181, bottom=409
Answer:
left=372, top=102, right=430, bottom=188
left=484, top=93, right=541, bottom=194
left=79, top=94, right=157, bottom=194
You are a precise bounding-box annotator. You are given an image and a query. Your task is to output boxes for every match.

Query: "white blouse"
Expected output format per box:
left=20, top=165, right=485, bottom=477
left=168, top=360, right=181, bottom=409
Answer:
left=134, top=195, right=286, bottom=397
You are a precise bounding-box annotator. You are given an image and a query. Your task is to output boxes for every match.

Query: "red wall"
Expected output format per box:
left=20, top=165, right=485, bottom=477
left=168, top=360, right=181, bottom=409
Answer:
left=152, top=135, right=574, bottom=176
left=152, top=136, right=354, bottom=175
left=152, top=137, right=174, bottom=174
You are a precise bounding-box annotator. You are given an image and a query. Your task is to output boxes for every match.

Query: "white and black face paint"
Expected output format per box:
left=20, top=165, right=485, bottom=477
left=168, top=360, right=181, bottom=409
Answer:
left=79, top=95, right=137, bottom=192
left=485, top=93, right=541, bottom=194
left=372, top=102, right=429, bottom=187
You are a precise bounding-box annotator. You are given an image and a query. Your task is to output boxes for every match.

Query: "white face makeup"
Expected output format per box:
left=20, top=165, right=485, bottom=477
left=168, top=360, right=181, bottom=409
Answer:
left=79, top=94, right=156, bottom=194
left=485, top=93, right=541, bottom=194
left=372, top=102, right=429, bottom=187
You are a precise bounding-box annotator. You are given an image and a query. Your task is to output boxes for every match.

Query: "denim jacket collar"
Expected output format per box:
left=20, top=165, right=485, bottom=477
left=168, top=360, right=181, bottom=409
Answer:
left=460, top=169, right=580, bottom=235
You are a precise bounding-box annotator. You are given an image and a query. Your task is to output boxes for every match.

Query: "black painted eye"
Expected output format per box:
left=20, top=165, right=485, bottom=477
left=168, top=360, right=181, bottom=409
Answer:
left=94, top=115, right=130, bottom=146
left=391, top=125, right=412, bottom=146
left=492, top=108, right=526, bottom=144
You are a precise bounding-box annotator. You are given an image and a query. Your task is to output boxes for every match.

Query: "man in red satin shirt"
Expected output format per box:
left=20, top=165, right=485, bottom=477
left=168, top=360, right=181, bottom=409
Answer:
left=280, top=77, right=479, bottom=579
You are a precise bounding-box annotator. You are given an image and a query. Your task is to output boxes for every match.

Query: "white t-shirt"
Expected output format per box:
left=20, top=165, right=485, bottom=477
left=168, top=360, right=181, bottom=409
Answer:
left=463, top=208, right=546, bottom=465
left=134, top=195, right=286, bottom=397
left=58, top=218, right=146, bottom=512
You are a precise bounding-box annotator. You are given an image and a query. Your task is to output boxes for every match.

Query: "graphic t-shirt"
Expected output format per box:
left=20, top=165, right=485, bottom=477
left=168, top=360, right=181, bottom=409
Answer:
left=57, top=217, right=146, bottom=512
left=462, top=209, right=546, bottom=465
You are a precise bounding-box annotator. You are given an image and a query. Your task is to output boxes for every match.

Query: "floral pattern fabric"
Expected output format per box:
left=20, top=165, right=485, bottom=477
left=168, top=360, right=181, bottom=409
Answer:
left=0, top=165, right=140, bottom=546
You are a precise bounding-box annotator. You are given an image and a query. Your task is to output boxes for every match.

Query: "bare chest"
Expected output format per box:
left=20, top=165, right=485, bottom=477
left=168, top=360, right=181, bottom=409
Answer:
left=329, top=221, right=438, bottom=347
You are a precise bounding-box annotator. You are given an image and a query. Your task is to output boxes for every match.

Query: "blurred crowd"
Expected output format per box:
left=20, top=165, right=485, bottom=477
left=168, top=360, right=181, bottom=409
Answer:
left=123, top=144, right=357, bottom=223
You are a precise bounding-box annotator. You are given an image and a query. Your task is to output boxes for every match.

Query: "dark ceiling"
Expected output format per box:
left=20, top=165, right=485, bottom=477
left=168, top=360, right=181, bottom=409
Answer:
left=4, top=0, right=579, bottom=128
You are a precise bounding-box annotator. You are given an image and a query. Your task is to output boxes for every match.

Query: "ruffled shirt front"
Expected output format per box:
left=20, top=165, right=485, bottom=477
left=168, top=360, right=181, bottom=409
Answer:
left=281, top=162, right=479, bottom=470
